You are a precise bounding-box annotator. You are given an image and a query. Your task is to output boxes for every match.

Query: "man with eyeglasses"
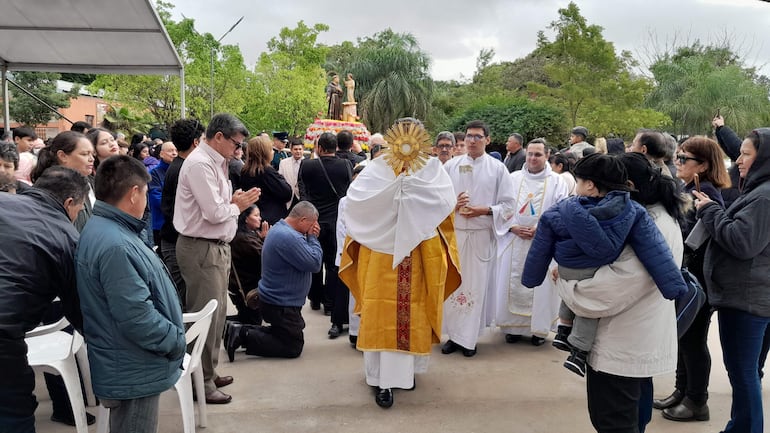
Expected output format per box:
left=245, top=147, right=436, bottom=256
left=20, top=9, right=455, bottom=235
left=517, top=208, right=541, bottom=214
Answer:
left=442, top=120, right=516, bottom=357
left=433, top=131, right=455, bottom=164
left=174, top=113, right=261, bottom=404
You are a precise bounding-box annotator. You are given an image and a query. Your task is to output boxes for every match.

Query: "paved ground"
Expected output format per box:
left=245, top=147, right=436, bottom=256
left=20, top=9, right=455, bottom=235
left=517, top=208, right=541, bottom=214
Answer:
left=35, top=302, right=768, bottom=433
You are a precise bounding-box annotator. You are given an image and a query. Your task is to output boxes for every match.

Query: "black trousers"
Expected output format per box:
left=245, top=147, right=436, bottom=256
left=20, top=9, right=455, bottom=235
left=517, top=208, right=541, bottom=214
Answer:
left=242, top=300, right=305, bottom=358
left=674, top=301, right=713, bottom=404
left=587, top=366, right=652, bottom=433
left=0, top=342, right=37, bottom=433
left=308, top=220, right=337, bottom=310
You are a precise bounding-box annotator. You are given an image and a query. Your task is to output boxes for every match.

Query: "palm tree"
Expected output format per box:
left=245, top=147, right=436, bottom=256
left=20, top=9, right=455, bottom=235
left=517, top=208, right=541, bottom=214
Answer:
left=347, top=31, right=433, bottom=133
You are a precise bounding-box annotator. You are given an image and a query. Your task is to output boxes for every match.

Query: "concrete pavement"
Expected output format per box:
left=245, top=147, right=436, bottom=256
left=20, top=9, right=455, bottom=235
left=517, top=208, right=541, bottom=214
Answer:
left=35, top=302, right=768, bottom=433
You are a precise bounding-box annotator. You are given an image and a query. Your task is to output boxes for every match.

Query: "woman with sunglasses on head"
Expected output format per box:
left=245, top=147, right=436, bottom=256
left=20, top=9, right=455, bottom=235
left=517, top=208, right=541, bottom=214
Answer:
left=693, top=128, right=770, bottom=433
left=653, top=136, right=730, bottom=422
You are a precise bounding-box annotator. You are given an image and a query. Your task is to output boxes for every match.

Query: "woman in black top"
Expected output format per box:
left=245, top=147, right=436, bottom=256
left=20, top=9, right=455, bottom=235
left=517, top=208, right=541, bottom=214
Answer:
left=240, top=135, right=292, bottom=225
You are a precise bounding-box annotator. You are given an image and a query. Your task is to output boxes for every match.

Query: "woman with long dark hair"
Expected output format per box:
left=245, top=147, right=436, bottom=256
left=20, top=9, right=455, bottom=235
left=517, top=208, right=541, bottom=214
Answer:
left=239, top=135, right=292, bottom=225
left=557, top=152, right=685, bottom=433
left=32, top=131, right=95, bottom=232
left=693, top=129, right=770, bottom=433
left=87, top=127, right=119, bottom=171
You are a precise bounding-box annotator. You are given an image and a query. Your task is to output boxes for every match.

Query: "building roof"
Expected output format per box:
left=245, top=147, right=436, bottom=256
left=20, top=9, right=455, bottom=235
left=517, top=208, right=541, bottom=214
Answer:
left=0, top=0, right=183, bottom=75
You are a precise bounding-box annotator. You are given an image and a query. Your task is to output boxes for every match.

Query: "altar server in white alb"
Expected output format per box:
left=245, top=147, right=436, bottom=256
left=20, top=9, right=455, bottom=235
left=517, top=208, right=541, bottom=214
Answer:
left=441, top=120, right=516, bottom=357
left=494, top=138, right=568, bottom=346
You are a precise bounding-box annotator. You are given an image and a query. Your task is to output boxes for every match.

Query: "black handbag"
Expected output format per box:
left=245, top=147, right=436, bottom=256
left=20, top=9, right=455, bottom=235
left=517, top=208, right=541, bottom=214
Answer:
left=675, top=267, right=707, bottom=338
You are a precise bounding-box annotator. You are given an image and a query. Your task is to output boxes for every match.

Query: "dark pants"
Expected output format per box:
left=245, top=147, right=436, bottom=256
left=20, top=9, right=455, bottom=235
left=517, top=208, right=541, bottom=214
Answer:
left=330, top=273, right=350, bottom=327
left=0, top=342, right=37, bottom=433
left=242, top=300, right=305, bottom=358
left=587, top=365, right=651, bottom=433
left=674, top=301, right=713, bottom=404
left=161, top=237, right=187, bottom=310
left=308, top=220, right=337, bottom=311
left=718, top=307, right=770, bottom=433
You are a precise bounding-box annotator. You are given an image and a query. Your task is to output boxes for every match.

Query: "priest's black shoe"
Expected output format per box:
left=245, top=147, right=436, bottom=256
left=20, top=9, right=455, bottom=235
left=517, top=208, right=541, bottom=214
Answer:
left=310, top=301, right=321, bottom=310
left=504, top=334, right=522, bottom=344
left=441, top=340, right=458, bottom=354
left=461, top=346, right=477, bottom=357
left=349, top=334, right=358, bottom=348
left=530, top=335, right=546, bottom=346
left=375, top=388, right=394, bottom=408
left=661, top=397, right=709, bottom=422
left=328, top=324, right=343, bottom=339
left=226, top=323, right=243, bottom=362
left=653, top=389, right=684, bottom=410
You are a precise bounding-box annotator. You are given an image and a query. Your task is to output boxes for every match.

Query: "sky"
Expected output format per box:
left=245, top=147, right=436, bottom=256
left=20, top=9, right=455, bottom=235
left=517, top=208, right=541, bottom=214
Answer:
left=170, top=0, right=770, bottom=81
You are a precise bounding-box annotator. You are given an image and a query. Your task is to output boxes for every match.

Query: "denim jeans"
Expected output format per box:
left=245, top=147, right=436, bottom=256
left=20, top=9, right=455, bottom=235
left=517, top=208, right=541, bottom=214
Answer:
left=102, top=394, right=160, bottom=433
left=718, top=307, right=770, bottom=433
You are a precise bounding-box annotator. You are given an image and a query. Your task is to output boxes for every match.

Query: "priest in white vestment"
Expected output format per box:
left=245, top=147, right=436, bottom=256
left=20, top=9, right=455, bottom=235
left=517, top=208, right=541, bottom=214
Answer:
left=441, top=120, right=516, bottom=356
left=340, top=118, right=461, bottom=408
left=493, top=139, right=569, bottom=345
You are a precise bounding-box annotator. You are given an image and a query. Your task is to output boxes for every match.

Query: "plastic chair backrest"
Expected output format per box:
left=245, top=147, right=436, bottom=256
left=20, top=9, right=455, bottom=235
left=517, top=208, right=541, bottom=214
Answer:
left=182, top=299, right=218, bottom=373
left=25, top=316, right=69, bottom=338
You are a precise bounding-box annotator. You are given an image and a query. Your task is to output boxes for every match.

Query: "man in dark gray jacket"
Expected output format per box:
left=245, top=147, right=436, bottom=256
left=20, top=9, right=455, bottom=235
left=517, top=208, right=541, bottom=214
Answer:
left=0, top=167, right=88, bottom=433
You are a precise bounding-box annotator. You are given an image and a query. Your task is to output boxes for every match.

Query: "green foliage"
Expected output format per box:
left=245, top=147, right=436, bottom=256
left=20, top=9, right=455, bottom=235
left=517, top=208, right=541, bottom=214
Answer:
left=101, top=105, right=154, bottom=136
left=325, top=30, right=434, bottom=133
left=240, top=21, right=328, bottom=135
left=9, top=72, right=72, bottom=126
left=444, top=97, right=568, bottom=147
left=526, top=2, right=670, bottom=138
left=91, top=2, right=250, bottom=129
left=645, top=41, right=770, bottom=136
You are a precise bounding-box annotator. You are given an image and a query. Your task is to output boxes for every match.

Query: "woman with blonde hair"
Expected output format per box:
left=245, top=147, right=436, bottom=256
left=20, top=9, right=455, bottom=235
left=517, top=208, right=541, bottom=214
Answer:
left=240, top=135, right=292, bottom=225
left=594, top=137, right=607, bottom=154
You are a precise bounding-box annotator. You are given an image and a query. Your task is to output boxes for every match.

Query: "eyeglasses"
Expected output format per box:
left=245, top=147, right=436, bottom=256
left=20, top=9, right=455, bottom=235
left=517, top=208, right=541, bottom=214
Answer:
left=466, top=134, right=485, bottom=141
left=224, top=134, right=243, bottom=148
left=676, top=154, right=703, bottom=164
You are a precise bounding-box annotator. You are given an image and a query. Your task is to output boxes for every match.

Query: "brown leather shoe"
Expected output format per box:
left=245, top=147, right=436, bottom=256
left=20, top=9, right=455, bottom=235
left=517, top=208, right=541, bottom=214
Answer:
left=214, top=376, right=234, bottom=388
left=205, top=389, right=232, bottom=404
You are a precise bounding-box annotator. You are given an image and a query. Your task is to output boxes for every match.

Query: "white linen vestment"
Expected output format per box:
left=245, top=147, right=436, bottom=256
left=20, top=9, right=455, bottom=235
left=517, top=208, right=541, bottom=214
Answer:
left=493, top=164, right=569, bottom=337
left=442, top=153, right=515, bottom=350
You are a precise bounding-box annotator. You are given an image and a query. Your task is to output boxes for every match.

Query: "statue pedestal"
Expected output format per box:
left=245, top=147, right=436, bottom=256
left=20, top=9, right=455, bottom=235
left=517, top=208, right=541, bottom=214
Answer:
left=342, top=102, right=357, bottom=122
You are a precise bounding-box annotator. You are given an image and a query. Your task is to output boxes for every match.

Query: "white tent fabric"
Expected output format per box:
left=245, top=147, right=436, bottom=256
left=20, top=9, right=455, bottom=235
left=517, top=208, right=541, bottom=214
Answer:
left=0, top=0, right=185, bottom=133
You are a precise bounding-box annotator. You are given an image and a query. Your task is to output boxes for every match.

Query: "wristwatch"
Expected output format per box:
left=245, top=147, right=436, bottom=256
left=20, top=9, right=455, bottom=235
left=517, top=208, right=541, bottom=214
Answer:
left=486, top=207, right=493, bottom=216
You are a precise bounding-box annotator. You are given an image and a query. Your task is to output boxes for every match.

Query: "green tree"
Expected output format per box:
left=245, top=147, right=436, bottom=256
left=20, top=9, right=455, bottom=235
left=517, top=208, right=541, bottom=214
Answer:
left=528, top=2, right=669, bottom=137
left=346, top=30, right=434, bottom=133
left=9, top=72, right=72, bottom=126
left=240, top=21, right=328, bottom=135
left=444, top=96, right=568, bottom=148
left=645, top=41, right=770, bottom=136
left=91, top=2, right=251, bottom=128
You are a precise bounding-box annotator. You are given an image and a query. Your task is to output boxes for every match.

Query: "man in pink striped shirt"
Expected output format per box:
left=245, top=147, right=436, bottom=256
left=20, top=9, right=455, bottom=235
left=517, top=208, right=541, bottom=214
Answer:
left=174, top=113, right=261, bottom=404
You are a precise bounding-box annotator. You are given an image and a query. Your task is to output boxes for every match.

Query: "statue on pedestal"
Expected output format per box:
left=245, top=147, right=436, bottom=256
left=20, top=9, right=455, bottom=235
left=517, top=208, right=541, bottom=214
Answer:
left=326, top=74, right=343, bottom=120
left=344, top=73, right=356, bottom=103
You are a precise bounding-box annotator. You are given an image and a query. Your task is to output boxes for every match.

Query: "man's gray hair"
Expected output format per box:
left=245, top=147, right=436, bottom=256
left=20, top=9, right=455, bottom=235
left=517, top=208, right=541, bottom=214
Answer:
left=205, top=113, right=250, bottom=141
left=434, top=131, right=456, bottom=147
left=508, top=133, right=524, bottom=145
left=289, top=201, right=319, bottom=219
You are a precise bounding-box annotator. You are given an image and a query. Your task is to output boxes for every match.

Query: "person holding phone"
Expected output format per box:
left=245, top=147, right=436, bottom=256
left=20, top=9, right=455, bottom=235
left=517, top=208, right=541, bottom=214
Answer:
left=693, top=128, right=770, bottom=433
left=653, top=136, right=730, bottom=422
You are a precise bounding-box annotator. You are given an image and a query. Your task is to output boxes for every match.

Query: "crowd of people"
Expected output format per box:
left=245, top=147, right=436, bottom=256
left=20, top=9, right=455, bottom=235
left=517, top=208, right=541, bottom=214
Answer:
left=0, top=112, right=768, bottom=433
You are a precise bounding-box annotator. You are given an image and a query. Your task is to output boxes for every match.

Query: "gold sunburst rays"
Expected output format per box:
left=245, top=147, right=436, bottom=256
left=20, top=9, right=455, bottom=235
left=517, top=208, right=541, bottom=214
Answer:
left=382, top=120, right=432, bottom=175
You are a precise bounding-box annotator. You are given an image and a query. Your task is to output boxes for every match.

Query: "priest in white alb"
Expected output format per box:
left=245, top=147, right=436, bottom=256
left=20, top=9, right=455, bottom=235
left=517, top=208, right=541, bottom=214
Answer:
left=441, top=120, right=516, bottom=357
left=493, top=139, right=568, bottom=345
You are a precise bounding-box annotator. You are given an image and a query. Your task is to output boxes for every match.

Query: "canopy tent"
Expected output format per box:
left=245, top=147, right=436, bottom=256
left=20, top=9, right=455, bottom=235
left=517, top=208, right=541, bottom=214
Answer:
left=0, top=0, right=185, bottom=135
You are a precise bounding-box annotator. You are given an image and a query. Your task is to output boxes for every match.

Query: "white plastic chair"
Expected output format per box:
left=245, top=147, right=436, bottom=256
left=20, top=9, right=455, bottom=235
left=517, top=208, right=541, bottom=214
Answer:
left=26, top=317, right=92, bottom=433
left=96, top=299, right=218, bottom=433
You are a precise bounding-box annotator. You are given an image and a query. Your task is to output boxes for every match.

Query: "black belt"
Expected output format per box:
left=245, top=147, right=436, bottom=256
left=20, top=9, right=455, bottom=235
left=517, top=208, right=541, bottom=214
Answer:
left=181, top=234, right=227, bottom=246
